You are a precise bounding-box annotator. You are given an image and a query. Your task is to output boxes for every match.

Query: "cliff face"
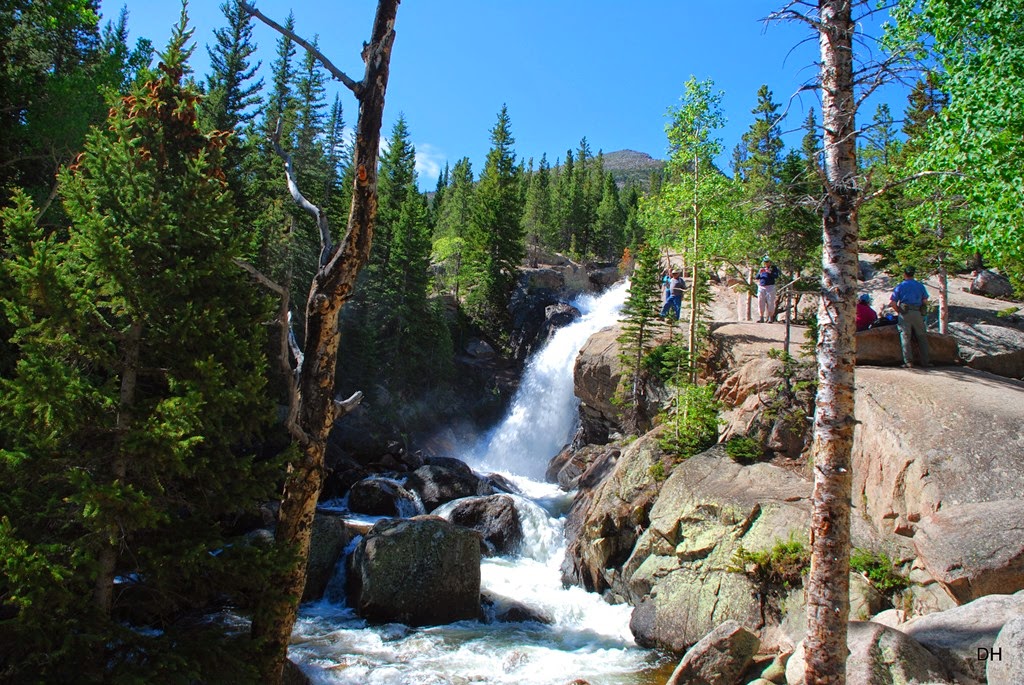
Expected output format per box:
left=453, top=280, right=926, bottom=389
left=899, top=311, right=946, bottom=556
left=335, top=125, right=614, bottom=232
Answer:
left=561, top=278, right=1024, bottom=659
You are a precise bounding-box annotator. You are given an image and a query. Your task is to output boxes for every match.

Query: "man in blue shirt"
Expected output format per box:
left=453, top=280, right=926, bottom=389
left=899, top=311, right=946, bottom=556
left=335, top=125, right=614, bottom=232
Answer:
left=890, top=266, right=931, bottom=367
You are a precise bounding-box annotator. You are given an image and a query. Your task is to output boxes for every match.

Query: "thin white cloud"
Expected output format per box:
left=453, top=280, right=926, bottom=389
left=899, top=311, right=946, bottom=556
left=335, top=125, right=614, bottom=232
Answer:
left=415, top=143, right=445, bottom=185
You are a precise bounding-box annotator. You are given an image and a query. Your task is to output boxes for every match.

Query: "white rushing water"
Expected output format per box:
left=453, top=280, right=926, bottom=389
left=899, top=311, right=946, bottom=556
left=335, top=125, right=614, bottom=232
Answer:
left=290, top=281, right=667, bottom=684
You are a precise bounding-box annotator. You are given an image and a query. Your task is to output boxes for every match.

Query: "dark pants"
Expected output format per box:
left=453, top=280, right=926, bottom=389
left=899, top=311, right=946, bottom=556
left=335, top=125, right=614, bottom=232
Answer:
left=897, top=308, right=930, bottom=365
left=660, top=294, right=681, bottom=319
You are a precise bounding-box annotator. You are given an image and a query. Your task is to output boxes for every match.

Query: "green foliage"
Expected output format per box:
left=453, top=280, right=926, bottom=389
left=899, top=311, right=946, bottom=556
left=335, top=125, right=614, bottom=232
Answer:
left=731, top=533, right=811, bottom=592
left=850, top=548, right=910, bottom=597
left=464, top=105, right=524, bottom=340
left=725, top=436, right=764, bottom=464
left=615, top=242, right=662, bottom=433
left=0, top=23, right=280, bottom=680
left=648, top=460, right=667, bottom=481
left=658, top=381, right=721, bottom=461
left=891, top=0, right=1024, bottom=283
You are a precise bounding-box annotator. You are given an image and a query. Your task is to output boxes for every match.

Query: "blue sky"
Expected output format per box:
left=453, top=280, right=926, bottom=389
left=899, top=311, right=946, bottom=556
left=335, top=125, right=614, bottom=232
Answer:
left=98, top=1, right=909, bottom=188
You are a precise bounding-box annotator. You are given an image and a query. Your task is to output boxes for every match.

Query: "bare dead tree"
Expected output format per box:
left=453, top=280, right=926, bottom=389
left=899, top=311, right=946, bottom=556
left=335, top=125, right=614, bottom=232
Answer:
left=238, top=2, right=401, bottom=682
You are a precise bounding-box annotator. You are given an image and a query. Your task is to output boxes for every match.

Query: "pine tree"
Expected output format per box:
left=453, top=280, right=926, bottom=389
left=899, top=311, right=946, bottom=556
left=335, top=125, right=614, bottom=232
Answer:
left=203, top=0, right=263, bottom=136
left=432, top=157, right=474, bottom=300
left=465, top=105, right=523, bottom=339
left=595, top=171, right=627, bottom=260
left=0, top=16, right=278, bottom=681
left=521, top=152, right=554, bottom=265
left=615, top=242, right=662, bottom=434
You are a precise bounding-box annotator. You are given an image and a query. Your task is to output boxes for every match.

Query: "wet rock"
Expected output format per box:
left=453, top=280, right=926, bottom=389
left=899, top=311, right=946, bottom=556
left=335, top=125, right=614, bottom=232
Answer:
left=346, top=516, right=481, bottom=626
left=348, top=477, right=420, bottom=517
left=546, top=443, right=620, bottom=491
left=560, top=431, right=664, bottom=595
left=303, top=512, right=351, bottom=602
left=406, top=459, right=492, bottom=513
left=787, top=621, right=954, bottom=685
left=446, top=494, right=524, bottom=556
left=665, top=620, right=760, bottom=685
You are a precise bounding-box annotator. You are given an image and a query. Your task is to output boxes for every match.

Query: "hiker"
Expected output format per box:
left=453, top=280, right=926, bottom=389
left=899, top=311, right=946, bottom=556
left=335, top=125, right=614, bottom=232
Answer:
left=890, top=266, right=931, bottom=368
left=659, top=270, right=686, bottom=320
left=755, top=256, right=781, bottom=322
left=856, top=293, right=878, bottom=331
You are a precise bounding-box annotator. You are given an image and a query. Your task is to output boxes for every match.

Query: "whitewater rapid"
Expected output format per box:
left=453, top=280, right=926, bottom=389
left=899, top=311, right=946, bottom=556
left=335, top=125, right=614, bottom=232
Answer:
left=288, top=281, right=669, bottom=684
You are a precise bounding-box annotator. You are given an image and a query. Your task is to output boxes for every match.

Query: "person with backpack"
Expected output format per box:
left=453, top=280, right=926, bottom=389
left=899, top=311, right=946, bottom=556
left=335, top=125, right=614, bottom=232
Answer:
left=890, top=266, right=932, bottom=368
left=755, top=256, right=781, bottom=322
left=659, top=269, right=687, bottom=320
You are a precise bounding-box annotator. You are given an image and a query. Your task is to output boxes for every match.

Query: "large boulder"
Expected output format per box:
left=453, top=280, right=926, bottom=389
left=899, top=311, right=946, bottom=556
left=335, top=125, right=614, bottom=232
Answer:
left=622, top=448, right=882, bottom=654
left=853, top=325, right=959, bottom=366
left=786, top=621, right=954, bottom=685
left=348, top=477, right=421, bottom=517
left=345, top=516, right=481, bottom=626
left=852, top=366, right=1024, bottom=601
left=404, top=458, right=493, bottom=513
left=560, top=430, right=667, bottom=596
left=948, top=321, right=1024, bottom=379
left=912, top=500, right=1024, bottom=603
left=666, top=620, right=760, bottom=685
left=900, top=591, right=1024, bottom=684
left=546, top=443, right=620, bottom=491
left=623, top=449, right=811, bottom=653
left=989, top=615, right=1024, bottom=685
left=444, top=494, right=524, bottom=557
left=970, top=268, right=1015, bottom=298
left=573, top=325, right=626, bottom=443
left=303, top=512, right=352, bottom=602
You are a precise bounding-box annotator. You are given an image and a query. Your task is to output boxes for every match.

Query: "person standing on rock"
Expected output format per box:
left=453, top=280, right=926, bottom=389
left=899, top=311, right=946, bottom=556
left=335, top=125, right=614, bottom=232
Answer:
left=659, top=269, right=686, bottom=320
left=890, top=266, right=932, bottom=368
left=755, top=256, right=781, bottom=323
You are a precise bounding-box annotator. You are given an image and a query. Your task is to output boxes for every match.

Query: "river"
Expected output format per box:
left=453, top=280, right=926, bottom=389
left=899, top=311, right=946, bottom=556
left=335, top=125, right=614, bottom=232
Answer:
left=288, top=281, right=673, bottom=684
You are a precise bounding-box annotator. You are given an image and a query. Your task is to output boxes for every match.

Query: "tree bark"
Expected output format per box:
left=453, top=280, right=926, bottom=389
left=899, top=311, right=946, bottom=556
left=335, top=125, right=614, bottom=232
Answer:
left=805, top=2, right=858, bottom=684
left=246, top=2, right=400, bottom=682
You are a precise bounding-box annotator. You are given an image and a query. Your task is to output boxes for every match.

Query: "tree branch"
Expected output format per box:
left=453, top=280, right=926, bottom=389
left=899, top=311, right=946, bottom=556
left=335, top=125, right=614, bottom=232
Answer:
left=239, top=1, right=363, bottom=96
left=233, top=257, right=286, bottom=296
left=333, top=391, right=364, bottom=422
left=270, top=119, right=333, bottom=265
left=860, top=170, right=965, bottom=204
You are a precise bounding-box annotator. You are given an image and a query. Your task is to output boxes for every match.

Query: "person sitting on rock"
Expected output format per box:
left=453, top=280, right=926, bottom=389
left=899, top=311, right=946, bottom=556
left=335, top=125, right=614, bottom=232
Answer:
left=856, top=293, right=878, bottom=332
left=890, top=266, right=932, bottom=368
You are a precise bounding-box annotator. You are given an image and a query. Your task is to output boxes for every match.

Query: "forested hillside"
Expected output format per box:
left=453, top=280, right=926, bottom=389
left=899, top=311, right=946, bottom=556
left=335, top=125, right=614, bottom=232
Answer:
left=1, top=1, right=1022, bottom=683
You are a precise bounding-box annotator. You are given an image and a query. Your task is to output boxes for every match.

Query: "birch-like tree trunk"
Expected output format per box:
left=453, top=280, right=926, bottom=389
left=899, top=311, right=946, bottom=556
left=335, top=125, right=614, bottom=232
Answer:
left=242, top=2, right=400, bottom=682
left=805, top=1, right=858, bottom=682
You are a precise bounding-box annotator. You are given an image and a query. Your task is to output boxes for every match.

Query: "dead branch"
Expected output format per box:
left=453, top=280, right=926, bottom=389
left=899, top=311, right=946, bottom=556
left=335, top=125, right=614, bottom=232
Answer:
left=239, top=1, right=362, bottom=96
left=269, top=119, right=333, bottom=264
left=860, top=170, right=966, bottom=204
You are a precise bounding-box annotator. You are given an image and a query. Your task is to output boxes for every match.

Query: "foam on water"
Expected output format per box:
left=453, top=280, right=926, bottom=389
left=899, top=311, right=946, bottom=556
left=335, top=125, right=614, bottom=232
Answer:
left=289, top=282, right=668, bottom=683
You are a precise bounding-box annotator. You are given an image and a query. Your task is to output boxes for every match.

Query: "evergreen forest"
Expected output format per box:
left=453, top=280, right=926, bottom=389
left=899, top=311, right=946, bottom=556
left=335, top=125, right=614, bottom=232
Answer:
left=2, top=1, right=1022, bottom=682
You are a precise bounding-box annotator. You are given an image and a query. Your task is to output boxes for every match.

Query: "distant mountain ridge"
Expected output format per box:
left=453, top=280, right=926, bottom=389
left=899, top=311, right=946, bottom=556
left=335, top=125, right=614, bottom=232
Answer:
left=600, top=149, right=665, bottom=190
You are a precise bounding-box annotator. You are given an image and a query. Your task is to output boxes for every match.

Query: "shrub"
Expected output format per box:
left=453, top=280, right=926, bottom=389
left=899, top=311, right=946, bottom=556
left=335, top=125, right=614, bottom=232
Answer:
left=731, top=534, right=810, bottom=592
left=725, top=436, right=763, bottom=464
left=850, top=548, right=910, bottom=597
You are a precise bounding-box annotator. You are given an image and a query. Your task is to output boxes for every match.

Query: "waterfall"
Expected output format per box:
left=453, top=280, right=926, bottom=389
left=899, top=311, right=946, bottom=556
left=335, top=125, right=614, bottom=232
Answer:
left=289, top=280, right=670, bottom=684
left=468, top=280, right=630, bottom=480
